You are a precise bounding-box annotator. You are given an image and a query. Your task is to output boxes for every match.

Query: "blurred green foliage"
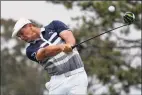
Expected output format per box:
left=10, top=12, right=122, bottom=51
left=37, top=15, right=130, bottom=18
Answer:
left=50, top=1, right=141, bottom=95
left=1, top=19, right=49, bottom=95
left=1, top=1, right=141, bottom=95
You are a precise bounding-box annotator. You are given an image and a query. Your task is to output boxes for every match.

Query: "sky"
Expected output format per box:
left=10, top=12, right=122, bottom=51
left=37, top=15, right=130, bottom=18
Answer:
left=1, top=1, right=141, bottom=94
left=1, top=1, right=141, bottom=38
left=1, top=1, right=83, bottom=28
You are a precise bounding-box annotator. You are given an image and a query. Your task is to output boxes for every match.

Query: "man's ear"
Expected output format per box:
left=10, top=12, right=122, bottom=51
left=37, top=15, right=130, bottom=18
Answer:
left=28, top=24, right=34, bottom=30
left=30, top=24, right=36, bottom=33
left=28, top=23, right=33, bottom=27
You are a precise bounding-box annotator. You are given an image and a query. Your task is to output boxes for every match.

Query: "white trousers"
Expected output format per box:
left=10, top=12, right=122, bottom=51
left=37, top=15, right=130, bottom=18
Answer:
left=45, top=67, right=88, bottom=95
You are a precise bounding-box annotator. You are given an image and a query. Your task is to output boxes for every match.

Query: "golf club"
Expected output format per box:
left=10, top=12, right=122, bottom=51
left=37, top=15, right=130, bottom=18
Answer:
left=72, top=24, right=128, bottom=49
left=72, top=12, right=135, bottom=49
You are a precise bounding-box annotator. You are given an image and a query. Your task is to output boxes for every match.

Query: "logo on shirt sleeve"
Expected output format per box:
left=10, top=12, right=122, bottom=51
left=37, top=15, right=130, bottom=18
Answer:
left=31, top=52, right=36, bottom=58
left=49, top=30, right=53, bottom=34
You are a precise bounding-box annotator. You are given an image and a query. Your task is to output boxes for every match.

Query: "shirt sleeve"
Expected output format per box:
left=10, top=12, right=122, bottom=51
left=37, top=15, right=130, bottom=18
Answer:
left=52, top=20, right=71, bottom=34
left=26, top=46, right=40, bottom=62
left=26, top=41, right=49, bottom=63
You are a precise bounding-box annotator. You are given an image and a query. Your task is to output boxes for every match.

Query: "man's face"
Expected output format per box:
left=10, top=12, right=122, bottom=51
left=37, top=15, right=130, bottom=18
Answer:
left=17, top=24, right=37, bottom=42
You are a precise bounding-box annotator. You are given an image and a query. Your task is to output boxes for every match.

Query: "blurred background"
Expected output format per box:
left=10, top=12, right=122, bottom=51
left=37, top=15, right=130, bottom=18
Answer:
left=1, top=1, right=141, bottom=95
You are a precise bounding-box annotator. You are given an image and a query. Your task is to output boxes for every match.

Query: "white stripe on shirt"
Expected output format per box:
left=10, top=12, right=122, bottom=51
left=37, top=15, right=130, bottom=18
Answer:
left=48, top=32, right=57, bottom=42
left=47, top=51, right=79, bottom=68
left=52, top=37, right=62, bottom=45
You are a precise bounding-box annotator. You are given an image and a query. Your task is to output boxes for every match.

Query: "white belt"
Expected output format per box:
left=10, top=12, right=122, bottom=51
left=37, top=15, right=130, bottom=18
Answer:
left=51, top=67, right=85, bottom=78
left=64, top=67, right=85, bottom=77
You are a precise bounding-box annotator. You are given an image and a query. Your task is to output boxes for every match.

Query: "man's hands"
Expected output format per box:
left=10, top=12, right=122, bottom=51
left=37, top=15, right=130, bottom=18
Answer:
left=63, top=44, right=73, bottom=53
left=59, top=44, right=73, bottom=53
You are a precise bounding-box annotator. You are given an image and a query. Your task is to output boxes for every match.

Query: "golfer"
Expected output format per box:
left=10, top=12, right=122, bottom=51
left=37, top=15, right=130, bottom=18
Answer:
left=12, top=18, right=88, bottom=95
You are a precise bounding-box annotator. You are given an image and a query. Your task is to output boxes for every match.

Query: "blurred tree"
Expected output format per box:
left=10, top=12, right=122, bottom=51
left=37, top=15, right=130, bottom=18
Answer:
left=1, top=18, right=49, bottom=95
left=1, top=1, right=141, bottom=95
left=50, top=1, right=141, bottom=95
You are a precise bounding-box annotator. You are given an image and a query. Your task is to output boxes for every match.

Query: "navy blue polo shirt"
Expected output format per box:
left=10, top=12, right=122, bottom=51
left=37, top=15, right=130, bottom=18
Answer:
left=26, top=20, right=69, bottom=62
left=26, top=20, right=84, bottom=76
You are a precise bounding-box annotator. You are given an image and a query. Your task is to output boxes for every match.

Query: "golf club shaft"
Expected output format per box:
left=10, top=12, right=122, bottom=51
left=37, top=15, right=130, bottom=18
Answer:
left=72, top=24, right=128, bottom=49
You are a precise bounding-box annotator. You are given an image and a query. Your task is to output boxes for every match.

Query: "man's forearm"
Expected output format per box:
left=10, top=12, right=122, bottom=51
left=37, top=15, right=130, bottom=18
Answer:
left=36, top=44, right=64, bottom=61
left=44, top=45, right=63, bottom=56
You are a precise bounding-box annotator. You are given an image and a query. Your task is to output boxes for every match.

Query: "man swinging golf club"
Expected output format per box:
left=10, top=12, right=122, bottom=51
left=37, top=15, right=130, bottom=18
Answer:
left=12, top=12, right=134, bottom=95
left=12, top=18, right=88, bottom=95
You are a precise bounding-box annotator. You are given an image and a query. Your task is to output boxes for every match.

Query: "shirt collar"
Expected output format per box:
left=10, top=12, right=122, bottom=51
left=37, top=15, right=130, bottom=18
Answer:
left=40, top=27, right=45, bottom=33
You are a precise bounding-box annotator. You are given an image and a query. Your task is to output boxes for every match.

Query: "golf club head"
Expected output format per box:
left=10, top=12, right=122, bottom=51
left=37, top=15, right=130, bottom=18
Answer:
left=123, top=12, right=135, bottom=25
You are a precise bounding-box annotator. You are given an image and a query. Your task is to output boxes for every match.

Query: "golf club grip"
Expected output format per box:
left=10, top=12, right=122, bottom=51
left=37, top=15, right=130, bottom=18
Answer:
left=72, top=45, right=77, bottom=49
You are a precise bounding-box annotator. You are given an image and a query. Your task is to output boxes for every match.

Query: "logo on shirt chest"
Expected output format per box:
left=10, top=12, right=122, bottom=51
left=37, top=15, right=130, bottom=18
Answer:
left=49, top=30, right=54, bottom=35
